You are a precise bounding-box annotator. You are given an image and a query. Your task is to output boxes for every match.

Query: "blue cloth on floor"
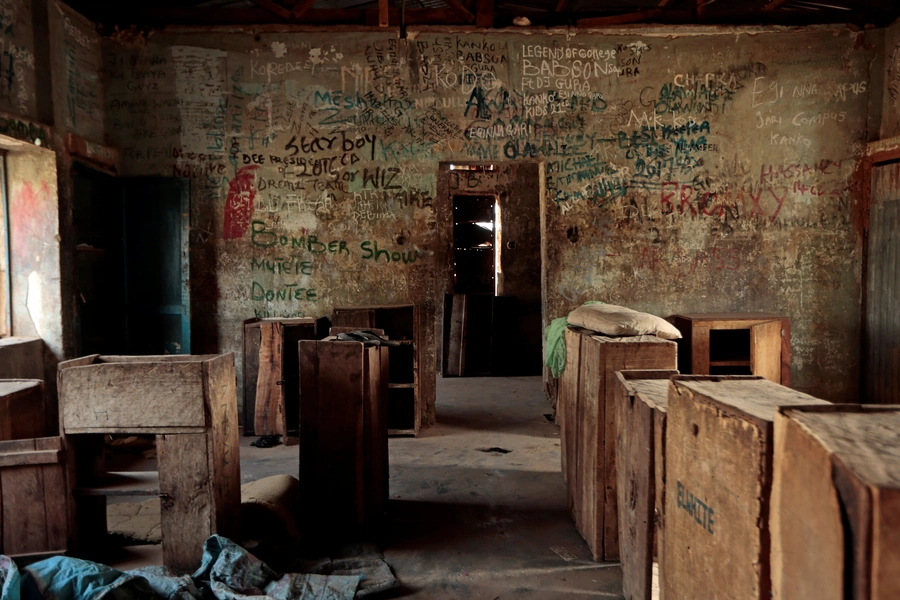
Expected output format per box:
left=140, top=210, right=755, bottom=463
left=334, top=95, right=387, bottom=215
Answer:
left=0, top=536, right=361, bottom=600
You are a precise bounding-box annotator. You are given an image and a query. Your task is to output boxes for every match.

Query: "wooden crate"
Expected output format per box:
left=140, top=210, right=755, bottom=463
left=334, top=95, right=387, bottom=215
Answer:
left=0, top=337, right=43, bottom=380
left=672, top=313, right=790, bottom=384
left=614, top=369, right=679, bottom=600
left=0, top=436, right=67, bottom=559
left=0, top=380, right=45, bottom=441
left=0, top=378, right=66, bottom=560
left=242, top=317, right=329, bottom=437
left=559, top=328, right=677, bottom=561
left=332, top=305, right=422, bottom=436
left=58, top=354, right=240, bottom=573
left=298, top=341, right=388, bottom=546
left=771, top=405, right=900, bottom=600
left=664, top=376, right=829, bottom=600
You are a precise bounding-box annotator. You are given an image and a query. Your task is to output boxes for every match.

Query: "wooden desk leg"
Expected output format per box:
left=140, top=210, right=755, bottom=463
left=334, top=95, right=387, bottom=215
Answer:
left=158, top=432, right=212, bottom=574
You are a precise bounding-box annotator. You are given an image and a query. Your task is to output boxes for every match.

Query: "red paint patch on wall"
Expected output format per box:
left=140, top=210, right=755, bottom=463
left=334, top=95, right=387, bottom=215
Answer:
left=11, top=181, right=52, bottom=260
left=223, top=166, right=259, bottom=240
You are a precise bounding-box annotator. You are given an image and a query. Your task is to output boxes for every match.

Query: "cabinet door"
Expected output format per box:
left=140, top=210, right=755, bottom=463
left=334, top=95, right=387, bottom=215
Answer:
left=254, top=321, right=286, bottom=437
left=750, top=320, right=782, bottom=383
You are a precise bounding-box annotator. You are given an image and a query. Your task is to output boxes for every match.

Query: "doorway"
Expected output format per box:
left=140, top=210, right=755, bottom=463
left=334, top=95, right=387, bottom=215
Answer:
left=72, top=164, right=191, bottom=355
left=865, top=160, right=900, bottom=403
left=438, top=162, right=544, bottom=378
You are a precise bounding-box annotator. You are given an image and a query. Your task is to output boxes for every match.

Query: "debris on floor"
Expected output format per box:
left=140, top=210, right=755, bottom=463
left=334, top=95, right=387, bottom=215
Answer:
left=108, top=498, right=162, bottom=544
left=2, top=536, right=360, bottom=600
left=477, top=447, right=512, bottom=454
left=251, top=434, right=282, bottom=448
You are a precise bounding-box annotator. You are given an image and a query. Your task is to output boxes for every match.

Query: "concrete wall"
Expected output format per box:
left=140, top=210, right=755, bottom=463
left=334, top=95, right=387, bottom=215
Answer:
left=99, top=24, right=881, bottom=416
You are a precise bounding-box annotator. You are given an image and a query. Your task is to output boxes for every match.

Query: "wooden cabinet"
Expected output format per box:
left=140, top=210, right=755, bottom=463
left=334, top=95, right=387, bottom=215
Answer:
left=58, top=354, right=240, bottom=573
left=664, top=376, right=827, bottom=600
left=558, top=327, right=678, bottom=562
left=298, top=341, right=388, bottom=545
left=772, top=405, right=900, bottom=600
left=242, top=317, right=329, bottom=437
left=672, top=313, right=790, bottom=385
left=332, top=304, right=421, bottom=436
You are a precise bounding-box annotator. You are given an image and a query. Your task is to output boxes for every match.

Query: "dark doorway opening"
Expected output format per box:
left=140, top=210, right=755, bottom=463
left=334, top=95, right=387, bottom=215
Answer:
left=452, top=194, right=496, bottom=295
left=72, top=164, right=191, bottom=356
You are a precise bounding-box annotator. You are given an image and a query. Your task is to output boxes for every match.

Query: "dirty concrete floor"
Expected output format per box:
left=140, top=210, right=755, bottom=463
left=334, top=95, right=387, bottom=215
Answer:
left=379, top=376, right=623, bottom=599
left=107, top=376, right=624, bottom=598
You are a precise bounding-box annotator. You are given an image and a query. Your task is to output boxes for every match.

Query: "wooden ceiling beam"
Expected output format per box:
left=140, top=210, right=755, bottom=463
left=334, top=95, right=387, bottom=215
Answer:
left=476, top=0, right=494, bottom=26
left=442, top=0, right=476, bottom=22
left=250, top=0, right=291, bottom=20
left=762, top=0, right=790, bottom=10
left=578, top=8, right=666, bottom=27
left=290, top=0, right=317, bottom=19
left=555, top=0, right=570, bottom=11
left=378, top=0, right=389, bottom=26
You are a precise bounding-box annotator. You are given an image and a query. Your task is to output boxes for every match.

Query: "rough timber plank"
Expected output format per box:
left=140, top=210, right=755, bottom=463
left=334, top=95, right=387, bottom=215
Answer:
left=253, top=321, right=286, bottom=437
left=0, top=337, right=43, bottom=379
left=664, top=376, right=828, bottom=600
left=158, top=432, right=212, bottom=573
left=559, top=327, right=583, bottom=500
left=242, top=322, right=262, bottom=434
left=615, top=370, right=677, bottom=600
left=0, top=439, right=48, bottom=556
left=750, top=320, right=782, bottom=383
left=578, top=335, right=602, bottom=558
left=205, top=354, right=241, bottom=540
left=60, top=362, right=206, bottom=431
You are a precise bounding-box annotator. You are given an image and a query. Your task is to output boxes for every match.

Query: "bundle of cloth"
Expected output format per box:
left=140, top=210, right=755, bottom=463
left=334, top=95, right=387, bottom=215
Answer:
left=0, top=536, right=361, bottom=600
left=543, top=302, right=682, bottom=378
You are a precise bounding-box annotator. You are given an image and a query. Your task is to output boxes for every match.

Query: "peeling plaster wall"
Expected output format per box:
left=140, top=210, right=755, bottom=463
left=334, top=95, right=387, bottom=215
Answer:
left=881, top=20, right=900, bottom=138
left=103, top=25, right=877, bottom=416
left=0, top=0, right=39, bottom=120
left=48, top=0, right=104, bottom=143
left=6, top=147, right=63, bottom=379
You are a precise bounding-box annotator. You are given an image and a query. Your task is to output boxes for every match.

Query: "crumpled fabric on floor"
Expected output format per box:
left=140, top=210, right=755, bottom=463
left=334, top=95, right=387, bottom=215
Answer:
left=0, top=536, right=360, bottom=600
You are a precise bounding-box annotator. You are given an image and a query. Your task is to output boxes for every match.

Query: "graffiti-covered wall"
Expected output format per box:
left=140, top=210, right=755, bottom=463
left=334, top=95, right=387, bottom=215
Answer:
left=102, top=25, right=879, bottom=417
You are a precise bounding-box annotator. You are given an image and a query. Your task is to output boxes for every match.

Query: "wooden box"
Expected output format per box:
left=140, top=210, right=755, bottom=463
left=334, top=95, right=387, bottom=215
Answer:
left=332, top=304, right=422, bottom=436
left=771, top=405, right=900, bottom=600
left=242, top=317, right=329, bottom=437
left=298, top=341, right=388, bottom=545
left=0, top=380, right=45, bottom=441
left=672, top=313, right=790, bottom=384
left=615, top=369, right=679, bottom=600
left=0, top=436, right=67, bottom=559
left=664, top=376, right=829, bottom=600
left=0, top=378, right=66, bottom=560
left=58, top=354, right=240, bottom=573
left=0, top=337, right=43, bottom=380
left=558, top=328, right=677, bottom=561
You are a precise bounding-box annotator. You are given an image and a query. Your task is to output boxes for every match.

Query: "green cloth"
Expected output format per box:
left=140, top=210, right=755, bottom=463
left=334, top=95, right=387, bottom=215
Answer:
left=544, top=301, right=604, bottom=378
left=544, top=316, right=570, bottom=378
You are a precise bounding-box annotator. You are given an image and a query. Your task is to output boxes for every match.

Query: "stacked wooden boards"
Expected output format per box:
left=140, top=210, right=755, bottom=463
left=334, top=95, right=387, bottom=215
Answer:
left=663, top=376, right=829, bottom=600
left=58, top=354, right=240, bottom=573
left=771, top=405, right=900, bottom=600
left=298, top=341, right=389, bottom=546
left=0, top=379, right=67, bottom=560
left=614, top=370, right=678, bottom=600
left=558, top=327, right=677, bottom=561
